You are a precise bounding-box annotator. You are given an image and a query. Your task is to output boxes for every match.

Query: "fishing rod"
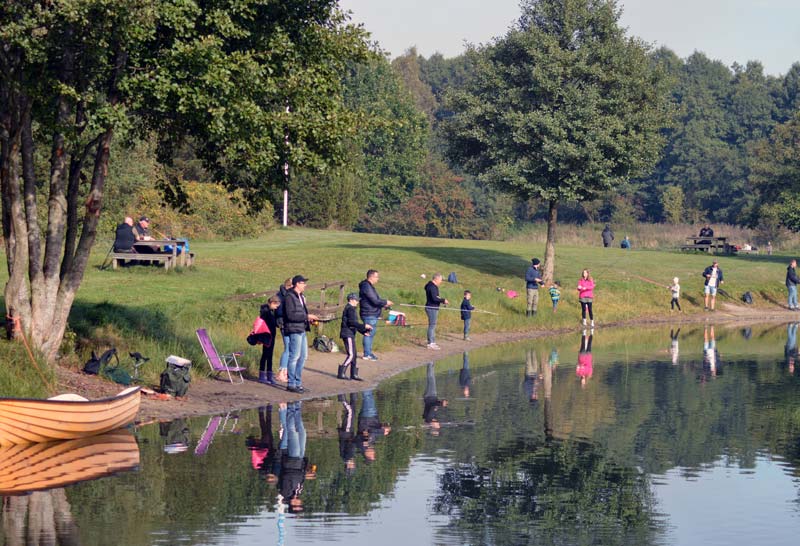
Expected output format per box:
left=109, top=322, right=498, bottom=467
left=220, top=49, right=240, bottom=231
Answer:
left=395, top=303, right=499, bottom=316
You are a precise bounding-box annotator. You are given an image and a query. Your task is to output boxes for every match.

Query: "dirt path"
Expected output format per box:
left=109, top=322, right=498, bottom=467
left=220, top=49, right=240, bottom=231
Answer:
left=54, top=303, right=800, bottom=424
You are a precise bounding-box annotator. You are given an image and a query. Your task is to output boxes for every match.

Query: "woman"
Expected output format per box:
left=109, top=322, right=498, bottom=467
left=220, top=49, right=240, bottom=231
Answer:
left=276, top=278, right=293, bottom=383
left=577, top=269, right=595, bottom=328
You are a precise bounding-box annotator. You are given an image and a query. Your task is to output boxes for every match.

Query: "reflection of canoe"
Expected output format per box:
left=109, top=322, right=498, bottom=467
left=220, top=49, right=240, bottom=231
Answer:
left=0, top=386, right=141, bottom=447
left=0, top=429, right=140, bottom=495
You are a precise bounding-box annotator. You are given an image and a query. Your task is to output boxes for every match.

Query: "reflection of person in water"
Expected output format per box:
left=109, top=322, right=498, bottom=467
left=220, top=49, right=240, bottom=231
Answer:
left=548, top=348, right=559, bottom=368
left=670, top=328, right=680, bottom=366
left=357, top=390, right=391, bottom=463
left=459, top=352, right=472, bottom=398
left=246, top=405, right=277, bottom=482
left=423, top=362, right=448, bottom=432
left=278, top=401, right=316, bottom=513
left=338, top=394, right=358, bottom=475
left=703, top=326, right=719, bottom=377
left=785, top=323, right=798, bottom=374
left=523, top=349, right=542, bottom=403
left=576, top=332, right=593, bottom=387
left=542, top=350, right=554, bottom=439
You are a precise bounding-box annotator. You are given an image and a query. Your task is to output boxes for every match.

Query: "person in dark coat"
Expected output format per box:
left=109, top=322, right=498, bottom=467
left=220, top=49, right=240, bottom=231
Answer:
left=359, top=269, right=393, bottom=361
left=338, top=293, right=372, bottom=380
left=283, top=275, right=319, bottom=393
left=702, top=261, right=724, bottom=311
left=338, top=394, right=358, bottom=475
left=257, top=296, right=281, bottom=385
left=423, top=362, right=448, bottom=433
left=601, top=224, right=614, bottom=247
left=425, top=273, right=448, bottom=350
left=786, top=259, right=799, bottom=310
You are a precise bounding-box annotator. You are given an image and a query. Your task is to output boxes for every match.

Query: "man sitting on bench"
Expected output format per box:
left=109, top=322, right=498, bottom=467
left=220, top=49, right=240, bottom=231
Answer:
left=113, top=217, right=138, bottom=266
left=698, top=224, right=714, bottom=246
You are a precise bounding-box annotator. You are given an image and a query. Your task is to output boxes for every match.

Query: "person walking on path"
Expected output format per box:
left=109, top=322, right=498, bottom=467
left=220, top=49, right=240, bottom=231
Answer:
left=359, top=270, right=393, bottom=361
left=786, top=259, right=799, bottom=310
left=525, top=258, right=544, bottom=317
left=425, top=273, right=449, bottom=350
left=601, top=224, right=614, bottom=247
left=577, top=269, right=596, bottom=327
left=669, top=277, right=682, bottom=312
left=702, top=260, right=724, bottom=311
left=283, top=275, right=319, bottom=393
left=338, top=293, right=372, bottom=381
left=460, top=290, right=475, bottom=341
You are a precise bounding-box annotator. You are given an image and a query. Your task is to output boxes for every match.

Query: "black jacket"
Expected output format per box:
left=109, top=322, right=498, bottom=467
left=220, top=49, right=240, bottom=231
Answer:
left=787, top=266, right=799, bottom=288
left=340, top=303, right=369, bottom=339
left=425, top=281, right=445, bottom=308
left=113, top=223, right=136, bottom=251
left=282, top=290, right=310, bottom=334
left=702, top=265, right=723, bottom=286
left=460, top=298, right=475, bottom=320
left=359, top=279, right=387, bottom=319
left=260, top=304, right=278, bottom=335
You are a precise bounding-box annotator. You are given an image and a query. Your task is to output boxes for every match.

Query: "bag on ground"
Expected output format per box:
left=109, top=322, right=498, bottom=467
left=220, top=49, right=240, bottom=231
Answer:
left=160, top=360, right=191, bottom=396
left=742, top=291, right=753, bottom=305
left=83, top=348, right=118, bottom=375
left=312, top=335, right=335, bottom=352
left=447, top=272, right=458, bottom=283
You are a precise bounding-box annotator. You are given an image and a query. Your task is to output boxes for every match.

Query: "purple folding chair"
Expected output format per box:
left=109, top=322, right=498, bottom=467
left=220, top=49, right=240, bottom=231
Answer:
left=194, top=415, right=222, bottom=455
left=196, top=328, right=246, bottom=383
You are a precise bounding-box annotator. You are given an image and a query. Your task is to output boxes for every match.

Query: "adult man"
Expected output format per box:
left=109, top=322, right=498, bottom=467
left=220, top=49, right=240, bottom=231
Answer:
left=786, top=259, right=799, bottom=310
left=702, top=260, right=724, bottom=311
left=283, top=275, right=320, bottom=393
left=133, top=216, right=154, bottom=241
left=698, top=224, right=714, bottom=245
left=113, top=217, right=136, bottom=253
left=601, top=224, right=614, bottom=247
left=359, top=269, right=393, bottom=361
left=525, top=258, right=544, bottom=317
left=424, top=273, right=448, bottom=350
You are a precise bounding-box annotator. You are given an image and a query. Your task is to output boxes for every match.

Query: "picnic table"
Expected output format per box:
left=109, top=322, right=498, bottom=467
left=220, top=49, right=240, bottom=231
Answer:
left=111, top=239, right=194, bottom=270
left=680, top=236, right=731, bottom=254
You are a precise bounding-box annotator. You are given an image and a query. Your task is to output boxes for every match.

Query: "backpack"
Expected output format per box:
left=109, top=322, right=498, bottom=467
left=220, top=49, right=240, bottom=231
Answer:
left=160, top=362, right=191, bottom=396
left=742, top=291, right=753, bottom=305
left=312, top=335, right=335, bottom=352
left=83, top=348, right=118, bottom=375
left=447, top=272, right=458, bottom=283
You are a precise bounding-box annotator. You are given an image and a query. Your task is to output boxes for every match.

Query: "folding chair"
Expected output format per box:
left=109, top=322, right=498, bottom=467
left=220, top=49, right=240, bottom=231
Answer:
left=195, top=328, right=246, bottom=383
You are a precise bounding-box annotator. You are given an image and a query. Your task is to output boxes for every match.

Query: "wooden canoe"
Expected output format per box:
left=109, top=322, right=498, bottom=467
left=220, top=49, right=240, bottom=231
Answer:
left=0, top=386, right=141, bottom=447
left=0, top=429, right=140, bottom=495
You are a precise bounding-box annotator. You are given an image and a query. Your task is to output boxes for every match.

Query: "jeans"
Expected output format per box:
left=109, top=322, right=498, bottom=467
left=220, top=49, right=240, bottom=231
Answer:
left=463, top=318, right=471, bottom=337
left=286, top=332, right=308, bottom=388
left=286, top=402, right=306, bottom=459
left=426, top=308, right=439, bottom=344
left=279, top=334, right=290, bottom=370
left=789, top=284, right=798, bottom=309
left=362, top=316, right=379, bottom=356
left=360, top=390, right=377, bottom=419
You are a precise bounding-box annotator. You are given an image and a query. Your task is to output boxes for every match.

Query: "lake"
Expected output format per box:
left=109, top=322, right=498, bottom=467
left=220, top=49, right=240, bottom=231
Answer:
left=2, top=323, right=800, bottom=546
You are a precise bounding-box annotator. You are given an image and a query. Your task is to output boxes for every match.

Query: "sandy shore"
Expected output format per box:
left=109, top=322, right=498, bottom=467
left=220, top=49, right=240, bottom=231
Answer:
left=54, top=302, right=800, bottom=423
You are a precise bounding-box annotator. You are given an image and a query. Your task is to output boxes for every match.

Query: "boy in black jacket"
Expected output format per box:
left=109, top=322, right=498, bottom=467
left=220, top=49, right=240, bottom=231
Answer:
left=339, top=293, right=373, bottom=380
left=460, top=290, right=475, bottom=341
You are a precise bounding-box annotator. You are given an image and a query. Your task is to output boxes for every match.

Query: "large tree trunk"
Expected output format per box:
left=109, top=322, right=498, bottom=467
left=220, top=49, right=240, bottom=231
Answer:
left=542, top=198, right=558, bottom=285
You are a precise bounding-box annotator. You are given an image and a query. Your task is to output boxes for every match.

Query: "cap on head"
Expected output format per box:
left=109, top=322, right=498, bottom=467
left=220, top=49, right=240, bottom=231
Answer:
left=292, top=274, right=308, bottom=286
left=347, top=292, right=359, bottom=301
left=139, top=216, right=150, bottom=222
left=531, top=258, right=540, bottom=266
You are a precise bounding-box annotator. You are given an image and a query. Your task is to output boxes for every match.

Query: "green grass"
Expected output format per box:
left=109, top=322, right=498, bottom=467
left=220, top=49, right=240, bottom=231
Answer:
left=0, top=227, right=792, bottom=393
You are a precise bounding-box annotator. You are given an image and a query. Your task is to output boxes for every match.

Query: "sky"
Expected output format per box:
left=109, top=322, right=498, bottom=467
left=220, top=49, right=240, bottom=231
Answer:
left=338, top=0, right=800, bottom=76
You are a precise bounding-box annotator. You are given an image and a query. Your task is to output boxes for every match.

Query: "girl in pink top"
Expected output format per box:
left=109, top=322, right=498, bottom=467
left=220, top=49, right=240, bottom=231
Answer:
left=576, top=331, right=594, bottom=387
left=577, top=269, right=595, bottom=327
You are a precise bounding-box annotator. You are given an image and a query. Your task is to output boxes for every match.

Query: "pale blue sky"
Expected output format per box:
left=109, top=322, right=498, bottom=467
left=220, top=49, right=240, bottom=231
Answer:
left=339, top=0, right=800, bottom=76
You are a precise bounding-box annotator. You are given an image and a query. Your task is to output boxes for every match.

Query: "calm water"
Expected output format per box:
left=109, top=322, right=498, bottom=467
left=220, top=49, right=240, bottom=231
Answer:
left=3, top=323, right=800, bottom=546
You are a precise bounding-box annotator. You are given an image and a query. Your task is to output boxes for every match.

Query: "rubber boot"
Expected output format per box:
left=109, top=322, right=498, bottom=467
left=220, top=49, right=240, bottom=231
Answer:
left=266, top=371, right=275, bottom=385
left=350, top=365, right=364, bottom=381
left=337, top=365, right=350, bottom=380
left=526, top=310, right=531, bottom=317
left=258, top=371, right=268, bottom=384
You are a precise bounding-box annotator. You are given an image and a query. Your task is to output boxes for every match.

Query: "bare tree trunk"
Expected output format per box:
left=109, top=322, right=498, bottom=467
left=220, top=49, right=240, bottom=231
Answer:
left=542, top=198, right=558, bottom=285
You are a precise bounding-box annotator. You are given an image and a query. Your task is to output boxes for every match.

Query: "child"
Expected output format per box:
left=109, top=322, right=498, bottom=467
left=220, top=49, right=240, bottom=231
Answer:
left=577, top=269, right=595, bottom=327
left=460, top=290, right=475, bottom=341
left=258, top=296, right=281, bottom=384
left=549, top=281, right=561, bottom=312
left=669, top=277, right=682, bottom=312
left=338, top=293, right=372, bottom=381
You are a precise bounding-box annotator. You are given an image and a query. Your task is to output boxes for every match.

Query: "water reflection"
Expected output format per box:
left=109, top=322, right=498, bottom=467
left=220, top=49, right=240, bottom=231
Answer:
left=3, top=324, right=798, bottom=545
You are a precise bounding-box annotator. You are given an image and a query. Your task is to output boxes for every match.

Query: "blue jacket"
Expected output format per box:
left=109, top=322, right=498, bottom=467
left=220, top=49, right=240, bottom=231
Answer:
left=460, top=298, right=475, bottom=320
left=359, top=279, right=387, bottom=319
left=786, top=266, right=799, bottom=288
left=525, top=266, right=542, bottom=289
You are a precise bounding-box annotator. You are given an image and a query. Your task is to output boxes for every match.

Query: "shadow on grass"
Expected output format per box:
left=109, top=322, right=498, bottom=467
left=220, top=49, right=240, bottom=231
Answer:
left=337, top=244, right=529, bottom=278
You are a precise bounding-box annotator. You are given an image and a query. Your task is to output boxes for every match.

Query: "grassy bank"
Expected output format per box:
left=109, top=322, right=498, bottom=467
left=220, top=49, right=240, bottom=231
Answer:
left=0, top=227, right=794, bottom=395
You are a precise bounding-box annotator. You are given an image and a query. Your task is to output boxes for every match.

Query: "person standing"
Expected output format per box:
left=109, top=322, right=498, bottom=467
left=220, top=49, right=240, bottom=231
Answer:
left=257, top=296, right=281, bottom=385
left=276, top=278, right=293, bottom=383
left=786, top=259, right=799, bottom=310
left=359, top=270, right=393, bottom=361
left=576, top=330, right=594, bottom=388
left=702, top=260, right=724, bottom=311
left=601, top=224, right=614, bottom=247
left=669, top=277, right=682, bottom=312
left=577, top=269, right=596, bottom=327
left=460, top=290, right=475, bottom=341
left=525, top=258, right=544, bottom=317
left=424, top=273, right=448, bottom=350
left=283, top=275, right=319, bottom=393
left=338, top=293, right=372, bottom=381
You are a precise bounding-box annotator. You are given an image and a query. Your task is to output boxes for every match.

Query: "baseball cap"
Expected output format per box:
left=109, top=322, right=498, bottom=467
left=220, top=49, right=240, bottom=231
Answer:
left=347, top=292, right=359, bottom=301
left=292, top=275, right=308, bottom=286
left=139, top=216, right=150, bottom=222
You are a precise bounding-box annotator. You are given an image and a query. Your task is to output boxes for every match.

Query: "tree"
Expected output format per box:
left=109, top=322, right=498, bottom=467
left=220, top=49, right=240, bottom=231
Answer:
left=444, top=0, right=671, bottom=282
left=0, top=1, right=370, bottom=362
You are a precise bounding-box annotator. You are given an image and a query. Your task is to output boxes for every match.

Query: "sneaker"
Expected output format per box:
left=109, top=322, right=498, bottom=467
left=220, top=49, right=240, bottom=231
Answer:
left=369, top=354, right=379, bottom=361
left=361, top=354, right=375, bottom=361
left=464, top=336, right=471, bottom=341
left=427, top=343, right=441, bottom=350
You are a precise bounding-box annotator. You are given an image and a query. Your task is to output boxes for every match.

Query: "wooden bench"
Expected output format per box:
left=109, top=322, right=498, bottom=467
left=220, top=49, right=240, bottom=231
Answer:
left=681, top=236, right=731, bottom=254
left=111, top=252, right=174, bottom=270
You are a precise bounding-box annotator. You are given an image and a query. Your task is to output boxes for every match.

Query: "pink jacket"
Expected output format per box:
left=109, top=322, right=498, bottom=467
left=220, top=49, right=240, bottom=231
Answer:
left=577, top=278, right=595, bottom=299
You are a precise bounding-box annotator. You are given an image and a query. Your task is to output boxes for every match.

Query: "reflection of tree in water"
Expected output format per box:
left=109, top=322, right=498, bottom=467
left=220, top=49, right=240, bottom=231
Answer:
left=2, top=489, right=80, bottom=546
left=432, top=439, right=662, bottom=545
